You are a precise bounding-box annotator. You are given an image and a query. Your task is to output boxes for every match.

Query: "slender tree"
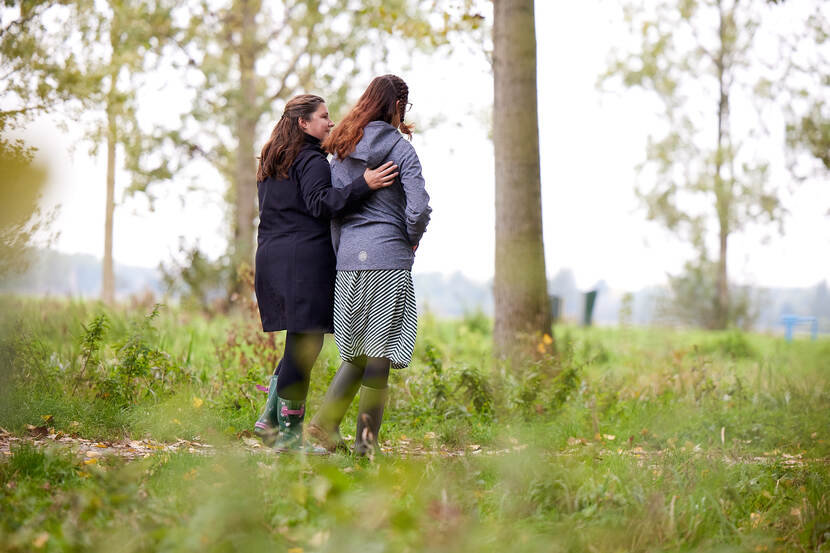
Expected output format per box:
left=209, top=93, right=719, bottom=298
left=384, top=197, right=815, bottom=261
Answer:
left=88, top=1, right=180, bottom=304
left=3, top=0, right=181, bottom=304
left=602, top=0, right=826, bottom=328
left=492, top=0, right=551, bottom=357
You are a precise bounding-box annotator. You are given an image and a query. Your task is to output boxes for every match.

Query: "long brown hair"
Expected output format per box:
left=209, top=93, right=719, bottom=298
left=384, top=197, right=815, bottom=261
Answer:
left=323, top=75, right=412, bottom=160
left=257, top=94, right=325, bottom=181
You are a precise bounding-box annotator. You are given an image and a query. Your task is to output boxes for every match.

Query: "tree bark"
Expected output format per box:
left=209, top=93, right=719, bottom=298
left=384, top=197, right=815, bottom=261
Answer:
left=492, top=0, right=552, bottom=357
left=101, top=77, right=118, bottom=306
left=231, top=0, right=259, bottom=294
left=714, top=0, right=730, bottom=329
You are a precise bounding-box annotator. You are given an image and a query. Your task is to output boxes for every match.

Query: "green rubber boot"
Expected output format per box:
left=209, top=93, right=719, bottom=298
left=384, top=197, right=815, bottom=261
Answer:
left=307, top=361, right=363, bottom=452
left=254, top=374, right=279, bottom=446
left=273, top=397, right=327, bottom=455
left=354, top=385, right=388, bottom=458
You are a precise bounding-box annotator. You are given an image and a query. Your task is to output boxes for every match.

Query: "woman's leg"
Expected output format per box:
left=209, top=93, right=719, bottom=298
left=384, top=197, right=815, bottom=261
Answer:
left=273, top=332, right=325, bottom=452
left=276, top=332, right=324, bottom=400
left=355, top=356, right=391, bottom=456
left=308, top=357, right=365, bottom=451
left=254, top=359, right=283, bottom=443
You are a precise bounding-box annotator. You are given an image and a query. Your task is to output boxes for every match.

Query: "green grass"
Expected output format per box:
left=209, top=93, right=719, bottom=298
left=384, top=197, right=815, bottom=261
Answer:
left=0, top=296, right=828, bottom=552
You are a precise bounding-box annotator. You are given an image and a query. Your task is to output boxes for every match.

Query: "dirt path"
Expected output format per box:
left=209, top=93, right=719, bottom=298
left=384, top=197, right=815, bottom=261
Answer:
left=0, top=427, right=506, bottom=460
left=1, top=427, right=825, bottom=466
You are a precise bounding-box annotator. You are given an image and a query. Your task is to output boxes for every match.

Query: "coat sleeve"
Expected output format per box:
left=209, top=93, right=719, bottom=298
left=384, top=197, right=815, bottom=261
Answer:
left=295, top=151, right=370, bottom=218
left=399, top=142, right=432, bottom=245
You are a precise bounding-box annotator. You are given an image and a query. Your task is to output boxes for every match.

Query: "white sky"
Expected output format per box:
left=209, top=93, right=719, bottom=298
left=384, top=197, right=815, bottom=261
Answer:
left=20, top=1, right=830, bottom=291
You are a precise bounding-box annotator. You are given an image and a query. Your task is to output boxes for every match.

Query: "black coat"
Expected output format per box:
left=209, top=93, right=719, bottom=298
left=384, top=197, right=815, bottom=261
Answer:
left=255, top=134, right=370, bottom=333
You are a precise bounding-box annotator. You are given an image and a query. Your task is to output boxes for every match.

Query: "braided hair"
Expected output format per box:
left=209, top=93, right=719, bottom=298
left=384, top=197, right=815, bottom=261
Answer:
left=323, top=74, right=413, bottom=160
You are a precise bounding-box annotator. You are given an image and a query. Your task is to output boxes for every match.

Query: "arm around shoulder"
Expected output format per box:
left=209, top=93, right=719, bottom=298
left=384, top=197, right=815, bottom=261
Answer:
left=296, top=152, right=371, bottom=218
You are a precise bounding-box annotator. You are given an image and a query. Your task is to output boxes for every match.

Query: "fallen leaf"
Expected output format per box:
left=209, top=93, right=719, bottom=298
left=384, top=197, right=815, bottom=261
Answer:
left=192, top=397, right=204, bottom=409
left=25, top=424, right=48, bottom=438
left=83, top=458, right=98, bottom=465
left=32, top=532, right=49, bottom=548
left=424, top=432, right=436, bottom=439
left=309, top=530, right=330, bottom=547
left=542, top=333, right=553, bottom=345
left=287, top=547, right=303, bottom=553
left=603, top=434, right=616, bottom=441
left=790, top=507, right=801, bottom=517
left=40, top=414, right=54, bottom=424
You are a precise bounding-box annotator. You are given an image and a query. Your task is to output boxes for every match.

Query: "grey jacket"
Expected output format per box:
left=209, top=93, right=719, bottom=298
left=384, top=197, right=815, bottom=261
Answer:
left=331, top=121, right=431, bottom=271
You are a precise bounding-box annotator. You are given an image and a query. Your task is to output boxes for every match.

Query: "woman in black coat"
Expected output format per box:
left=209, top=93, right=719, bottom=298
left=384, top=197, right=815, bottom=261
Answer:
left=253, top=94, right=397, bottom=452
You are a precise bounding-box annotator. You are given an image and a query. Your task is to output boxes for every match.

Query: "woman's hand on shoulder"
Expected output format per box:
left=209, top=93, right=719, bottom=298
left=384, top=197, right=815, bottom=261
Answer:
left=364, top=161, right=399, bottom=190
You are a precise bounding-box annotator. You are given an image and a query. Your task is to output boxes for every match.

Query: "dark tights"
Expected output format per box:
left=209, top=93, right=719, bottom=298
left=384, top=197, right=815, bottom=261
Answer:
left=275, top=332, right=324, bottom=401
left=351, top=355, right=391, bottom=390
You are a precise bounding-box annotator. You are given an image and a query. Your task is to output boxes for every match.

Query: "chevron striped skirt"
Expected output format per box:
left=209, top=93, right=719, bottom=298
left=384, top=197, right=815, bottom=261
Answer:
left=333, top=269, right=417, bottom=369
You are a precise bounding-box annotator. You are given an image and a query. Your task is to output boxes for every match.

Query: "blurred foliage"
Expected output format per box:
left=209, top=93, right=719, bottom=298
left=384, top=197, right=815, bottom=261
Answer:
left=787, top=98, right=830, bottom=173
left=661, top=254, right=761, bottom=330
left=0, top=135, right=55, bottom=277
left=0, top=1, right=89, bottom=129
left=159, top=239, right=235, bottom=315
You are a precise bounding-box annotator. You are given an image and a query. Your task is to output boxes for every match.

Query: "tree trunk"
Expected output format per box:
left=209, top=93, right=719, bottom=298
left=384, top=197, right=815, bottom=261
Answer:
left=714, top=0, right=730, bottom=329
left=231, top=0, right=259, bottom=296
left=492, top=0, right=552, bottom=357
left=101, top=83, right=118, bottom=305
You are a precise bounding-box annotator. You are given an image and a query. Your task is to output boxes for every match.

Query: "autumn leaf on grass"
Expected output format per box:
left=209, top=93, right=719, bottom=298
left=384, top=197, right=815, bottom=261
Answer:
left=32, top=532, right=49, bottom=548
left=309, top=531, right=330, bottom=547
left=25, top=424, right=48, bottom=438
left=192, top=397, right=204, bottom=409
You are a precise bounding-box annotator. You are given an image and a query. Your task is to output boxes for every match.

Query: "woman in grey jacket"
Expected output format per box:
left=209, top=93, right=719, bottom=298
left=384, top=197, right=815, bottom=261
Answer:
left=309, top=75, right=431, bottom=455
